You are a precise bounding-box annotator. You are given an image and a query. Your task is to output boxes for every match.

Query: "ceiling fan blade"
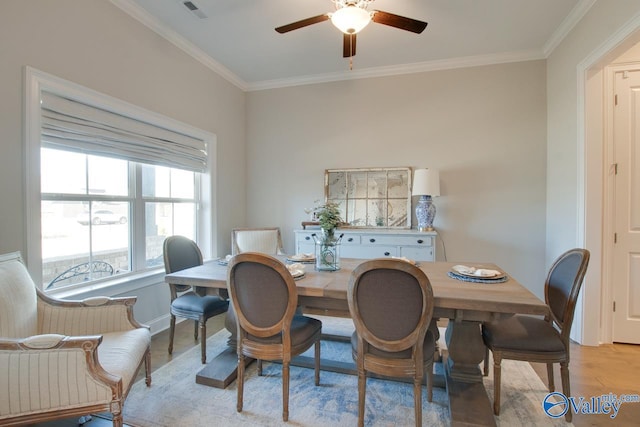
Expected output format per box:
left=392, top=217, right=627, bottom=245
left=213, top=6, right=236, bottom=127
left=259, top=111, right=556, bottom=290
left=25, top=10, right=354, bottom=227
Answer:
left=275, top=14, right=330, bottom=33
left=343, top=33, right=357, bottom=58
left=372, top=10, right=427, bottom=34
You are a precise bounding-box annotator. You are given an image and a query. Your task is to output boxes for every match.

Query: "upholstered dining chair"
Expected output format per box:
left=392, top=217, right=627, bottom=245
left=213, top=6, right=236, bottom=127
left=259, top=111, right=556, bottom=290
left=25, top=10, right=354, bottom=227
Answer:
left=227, top=252, right=322, bottom=422
left=163, top=235, right=228, bottom=364
left=231, top=227, right=285, bottom=255
left=482, top=248, right=590, bottom=422
left=348, top=258, right=435, bottom=427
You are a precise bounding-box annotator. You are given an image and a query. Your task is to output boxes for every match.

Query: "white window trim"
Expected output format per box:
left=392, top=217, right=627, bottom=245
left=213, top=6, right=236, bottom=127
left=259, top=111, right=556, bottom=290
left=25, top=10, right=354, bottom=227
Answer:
left=24, top=66, right=217, bottom=292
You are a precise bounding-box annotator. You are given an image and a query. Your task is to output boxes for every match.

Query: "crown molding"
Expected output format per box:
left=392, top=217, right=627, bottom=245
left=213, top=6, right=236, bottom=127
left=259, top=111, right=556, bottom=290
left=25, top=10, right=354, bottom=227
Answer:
left=110, top=0, right=249, bottom=91
left=111, top=0, right=564, bottom=93
left=543, top=0, right=597, bottom=57
left=247, top=49, right=546, bottom=91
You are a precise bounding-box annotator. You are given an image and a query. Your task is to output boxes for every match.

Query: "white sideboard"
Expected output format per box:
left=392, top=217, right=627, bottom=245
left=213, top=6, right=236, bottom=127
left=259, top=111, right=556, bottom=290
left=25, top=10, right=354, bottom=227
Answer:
left=294, top=229, right=437, bottom=262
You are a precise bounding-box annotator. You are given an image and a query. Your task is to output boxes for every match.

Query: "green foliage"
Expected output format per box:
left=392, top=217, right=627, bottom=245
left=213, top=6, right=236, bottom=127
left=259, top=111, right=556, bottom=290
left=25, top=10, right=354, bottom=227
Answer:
left=316, top=201, right=343, bottom=232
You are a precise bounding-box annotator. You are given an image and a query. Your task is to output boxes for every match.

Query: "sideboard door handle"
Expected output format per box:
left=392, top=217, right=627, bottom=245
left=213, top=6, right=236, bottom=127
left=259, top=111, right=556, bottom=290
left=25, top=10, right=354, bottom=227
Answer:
left=369, top=238, right=376, bottom=243
left=348, top=238, right=354, bottom=242
left=384, top=251, right=390, bottom=256
left=305, top=236, right=310, bottom=241
left=417, top=239, right=424, bottom=244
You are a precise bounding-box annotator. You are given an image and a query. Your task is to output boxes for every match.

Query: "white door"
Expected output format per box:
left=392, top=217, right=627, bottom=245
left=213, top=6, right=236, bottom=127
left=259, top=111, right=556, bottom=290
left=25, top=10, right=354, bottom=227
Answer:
left=612, top=69, right=640, bottom=344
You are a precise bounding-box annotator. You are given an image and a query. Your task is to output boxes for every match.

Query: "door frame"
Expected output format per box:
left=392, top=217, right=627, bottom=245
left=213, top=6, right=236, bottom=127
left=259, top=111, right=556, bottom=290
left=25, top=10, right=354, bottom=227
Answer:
left=578, top=16, right=640, bottom=345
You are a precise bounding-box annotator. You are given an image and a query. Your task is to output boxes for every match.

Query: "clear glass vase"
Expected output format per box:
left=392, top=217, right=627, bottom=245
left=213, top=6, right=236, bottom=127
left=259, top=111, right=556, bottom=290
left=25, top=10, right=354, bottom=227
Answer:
left=313, top=229, right=341, bottom=271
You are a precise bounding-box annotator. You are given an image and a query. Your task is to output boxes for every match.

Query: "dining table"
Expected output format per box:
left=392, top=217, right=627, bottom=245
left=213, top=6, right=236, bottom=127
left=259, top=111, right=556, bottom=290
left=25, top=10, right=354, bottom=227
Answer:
left=165, top=256, right=549, bottom=427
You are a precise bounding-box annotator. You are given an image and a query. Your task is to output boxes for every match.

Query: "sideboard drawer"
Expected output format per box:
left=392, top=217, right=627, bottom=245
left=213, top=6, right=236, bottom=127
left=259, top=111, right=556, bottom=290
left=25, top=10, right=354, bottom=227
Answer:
left=360, top=235, right=433, bottom=247
left=342, top=245, right=397, bottom=259
left=295, top=231, right=360, bottom=246
left=400, top=246, right=434, bottom=261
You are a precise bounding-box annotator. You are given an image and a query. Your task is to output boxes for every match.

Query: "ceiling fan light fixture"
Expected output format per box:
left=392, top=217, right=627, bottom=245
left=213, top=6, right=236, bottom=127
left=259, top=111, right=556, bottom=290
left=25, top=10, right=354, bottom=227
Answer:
left=330, top=6, right=371, bottom=34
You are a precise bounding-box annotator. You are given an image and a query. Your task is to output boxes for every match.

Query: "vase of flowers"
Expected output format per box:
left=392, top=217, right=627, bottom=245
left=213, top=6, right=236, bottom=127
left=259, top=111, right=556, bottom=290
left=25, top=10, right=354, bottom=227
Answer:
left=312, top=201, right=343, bottom=271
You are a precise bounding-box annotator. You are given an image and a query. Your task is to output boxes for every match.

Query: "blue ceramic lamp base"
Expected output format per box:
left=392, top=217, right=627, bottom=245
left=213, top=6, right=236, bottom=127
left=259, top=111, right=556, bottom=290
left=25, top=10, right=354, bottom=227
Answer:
left=415, top=195, right=436, bottom=231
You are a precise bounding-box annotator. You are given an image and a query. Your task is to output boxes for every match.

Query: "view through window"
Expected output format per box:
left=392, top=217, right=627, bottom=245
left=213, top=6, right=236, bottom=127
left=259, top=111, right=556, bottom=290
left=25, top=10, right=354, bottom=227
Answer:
left=41, top=148, right=198, bottom=290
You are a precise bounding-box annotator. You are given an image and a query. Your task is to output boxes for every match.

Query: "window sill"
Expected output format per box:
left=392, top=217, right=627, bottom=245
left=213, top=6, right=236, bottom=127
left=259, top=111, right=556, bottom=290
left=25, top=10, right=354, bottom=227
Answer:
left=46, top=268, right=166, bottom=300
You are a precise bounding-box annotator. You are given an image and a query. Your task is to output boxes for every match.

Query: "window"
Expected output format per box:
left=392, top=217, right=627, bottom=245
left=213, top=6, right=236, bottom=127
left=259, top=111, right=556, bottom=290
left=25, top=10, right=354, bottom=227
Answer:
left=26, top=67, right=216, bottom=292
left=41, top=149, right=199, bottom=289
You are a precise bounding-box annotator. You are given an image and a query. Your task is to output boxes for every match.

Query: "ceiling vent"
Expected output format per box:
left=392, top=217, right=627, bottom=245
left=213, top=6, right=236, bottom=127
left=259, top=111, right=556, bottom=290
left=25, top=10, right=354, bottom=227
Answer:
left=182, top=1, right=207, bottom=19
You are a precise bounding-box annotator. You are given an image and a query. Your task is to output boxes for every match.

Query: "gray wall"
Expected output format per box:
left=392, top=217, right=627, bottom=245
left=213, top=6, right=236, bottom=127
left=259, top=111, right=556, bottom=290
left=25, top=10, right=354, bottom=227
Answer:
left=0, top=0, right=246, bottom=329
left=247, top=61, right=548, bottom=298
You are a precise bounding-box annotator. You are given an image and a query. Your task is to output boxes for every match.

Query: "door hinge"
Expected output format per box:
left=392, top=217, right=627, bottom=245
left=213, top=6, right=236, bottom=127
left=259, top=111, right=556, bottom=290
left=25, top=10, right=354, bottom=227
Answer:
left=614, top=163, right=618, bottom=175
left=613, top=301, right=616, bottom=312
left=615, top=94, right=618, bottom=105
left=614, top=233, right=618, bottom=243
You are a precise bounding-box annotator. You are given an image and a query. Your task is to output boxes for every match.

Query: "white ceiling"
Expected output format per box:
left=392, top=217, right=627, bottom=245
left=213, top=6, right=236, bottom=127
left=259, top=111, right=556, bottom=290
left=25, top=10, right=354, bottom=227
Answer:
left=114, top=0, right=593, bottom=91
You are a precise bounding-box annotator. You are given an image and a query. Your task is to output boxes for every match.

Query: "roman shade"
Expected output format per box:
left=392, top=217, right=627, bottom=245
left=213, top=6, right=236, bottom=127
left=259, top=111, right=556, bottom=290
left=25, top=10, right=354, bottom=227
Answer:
left=40, top=91, right=208, bottom=172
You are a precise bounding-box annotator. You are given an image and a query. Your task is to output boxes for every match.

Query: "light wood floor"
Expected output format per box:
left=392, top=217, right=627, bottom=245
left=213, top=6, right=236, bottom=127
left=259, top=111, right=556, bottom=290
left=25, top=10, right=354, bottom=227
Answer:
left=531, top=341, right=640, bottom=426
left=36, top=317, right=640, bottom=426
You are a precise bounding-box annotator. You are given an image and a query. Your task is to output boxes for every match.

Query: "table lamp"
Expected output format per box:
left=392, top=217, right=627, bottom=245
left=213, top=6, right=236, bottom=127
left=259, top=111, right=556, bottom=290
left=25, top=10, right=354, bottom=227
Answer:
left=412, top=168, right=440, bottom=231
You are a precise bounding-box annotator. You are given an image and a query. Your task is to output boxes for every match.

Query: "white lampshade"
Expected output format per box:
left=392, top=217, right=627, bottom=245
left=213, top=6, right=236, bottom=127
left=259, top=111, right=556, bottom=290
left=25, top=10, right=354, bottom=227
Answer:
left=412, top=169, right=440, bottom=197
left=330, top=6, right=372, bottom=34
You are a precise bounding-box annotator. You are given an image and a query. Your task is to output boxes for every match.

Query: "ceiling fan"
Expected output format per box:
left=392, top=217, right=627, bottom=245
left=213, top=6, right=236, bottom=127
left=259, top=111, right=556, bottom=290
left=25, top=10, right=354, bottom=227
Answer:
left=275, top=0, right=428, bottom=61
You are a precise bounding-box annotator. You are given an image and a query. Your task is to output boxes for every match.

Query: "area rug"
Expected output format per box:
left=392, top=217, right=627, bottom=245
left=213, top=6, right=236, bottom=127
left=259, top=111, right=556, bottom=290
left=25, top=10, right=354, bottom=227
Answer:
left=123, top=318, right=570, bottom=426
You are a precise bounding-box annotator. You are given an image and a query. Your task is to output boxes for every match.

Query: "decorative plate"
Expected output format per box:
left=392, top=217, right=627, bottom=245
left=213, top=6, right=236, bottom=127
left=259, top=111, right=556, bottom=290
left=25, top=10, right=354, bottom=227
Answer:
left=447, top=271, right=508, bottom=284
left=451, top=264, right=506, bottom=279
left=287, top=253, right=316, bottom=264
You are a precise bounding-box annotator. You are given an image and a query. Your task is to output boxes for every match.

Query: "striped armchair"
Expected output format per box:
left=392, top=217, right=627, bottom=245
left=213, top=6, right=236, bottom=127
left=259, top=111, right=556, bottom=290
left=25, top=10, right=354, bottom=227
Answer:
left=0, top=252, right=151, bottom=426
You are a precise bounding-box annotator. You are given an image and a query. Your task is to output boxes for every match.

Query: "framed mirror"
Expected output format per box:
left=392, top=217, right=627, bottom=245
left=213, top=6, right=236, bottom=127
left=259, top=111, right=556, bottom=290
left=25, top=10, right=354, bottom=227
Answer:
left=325, top=167, right=412, bottom=228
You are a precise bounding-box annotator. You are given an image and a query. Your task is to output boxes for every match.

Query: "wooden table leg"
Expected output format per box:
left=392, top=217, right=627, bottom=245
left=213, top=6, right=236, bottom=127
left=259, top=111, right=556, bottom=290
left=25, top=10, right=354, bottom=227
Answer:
left=196, top=346, right=244, bottom=388
left=444, top=318, right=496, bottom=427
left=195, top=306, right=254, bottom=388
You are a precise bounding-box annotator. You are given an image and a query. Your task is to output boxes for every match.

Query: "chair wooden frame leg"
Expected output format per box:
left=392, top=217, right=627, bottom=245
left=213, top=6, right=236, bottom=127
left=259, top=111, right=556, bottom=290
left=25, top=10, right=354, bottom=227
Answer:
left=427, top=361, right=433, bottom=402
left=492, top=352, right=502, bottom=416
left=194, top=320, right=199, bottom=340
left=144, top=349, right=152, bottom=386
left=200, top=320, right=207, bottom=364
left=357, top=371, right=366, bottom=427
left=168, top=315, right=176, bottom=354
left=314, top=340, right=320, bottom=386
left=483, top=346, right=489, bottom=376
left=237, top=353, right=245, bottom=413
left=547, top=363, right=555, bottom=392
left=113, top=413, right=123, bottom=427
left=282, top=361, right=290, bottom=421
left=560, top=362, right=572, bottom=422
left=414, top=376, right=422, bottom=426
